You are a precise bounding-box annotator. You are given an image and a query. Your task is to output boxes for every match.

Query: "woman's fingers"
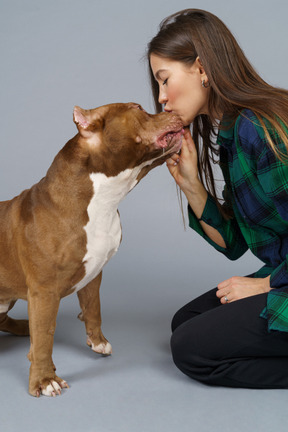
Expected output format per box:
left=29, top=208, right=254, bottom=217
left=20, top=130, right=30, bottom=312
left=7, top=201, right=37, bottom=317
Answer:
left=166, top=126, right=199, bottom=189
left=217, top=289, right=234, bottom=304
left=166, top=153, right=180, bottom=165
left=216, top=276, right=272, bottom=304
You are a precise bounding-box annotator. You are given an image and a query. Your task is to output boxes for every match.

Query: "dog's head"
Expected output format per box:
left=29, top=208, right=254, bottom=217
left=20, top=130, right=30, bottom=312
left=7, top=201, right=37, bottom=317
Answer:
left=73, top=102, right=184, bottom=178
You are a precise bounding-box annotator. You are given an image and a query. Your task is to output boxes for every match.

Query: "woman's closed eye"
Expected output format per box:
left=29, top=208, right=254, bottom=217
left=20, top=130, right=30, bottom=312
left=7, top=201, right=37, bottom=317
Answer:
left=163, top=78, right=168, bottom=86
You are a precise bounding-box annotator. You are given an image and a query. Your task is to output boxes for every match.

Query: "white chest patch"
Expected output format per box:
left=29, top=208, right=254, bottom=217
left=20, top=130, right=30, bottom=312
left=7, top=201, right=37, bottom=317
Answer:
left=0, top=303, right=10, bottom=314
left=72, top=163, right=148, bottom=293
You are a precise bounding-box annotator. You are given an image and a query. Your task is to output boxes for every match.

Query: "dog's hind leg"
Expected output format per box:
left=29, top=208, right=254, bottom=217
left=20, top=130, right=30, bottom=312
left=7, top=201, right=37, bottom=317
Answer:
left=77, top=271, right=112, bottom=355
left=0, top=300, right=29, bottom=336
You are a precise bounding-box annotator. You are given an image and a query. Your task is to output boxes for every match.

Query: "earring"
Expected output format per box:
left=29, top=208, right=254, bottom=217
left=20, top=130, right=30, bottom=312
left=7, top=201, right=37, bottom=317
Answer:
left=201, top=80, right=210, bottom=88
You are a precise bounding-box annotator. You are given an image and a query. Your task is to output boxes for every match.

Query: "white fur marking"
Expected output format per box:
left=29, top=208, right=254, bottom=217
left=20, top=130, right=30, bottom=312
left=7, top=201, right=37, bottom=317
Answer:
left=90, top=341, right=112, bottom=355
left=73, top=158, right=157, bottom=293
left=0, top=303, right=10, bottom=314
left=42, top=381, right=62, bottom=397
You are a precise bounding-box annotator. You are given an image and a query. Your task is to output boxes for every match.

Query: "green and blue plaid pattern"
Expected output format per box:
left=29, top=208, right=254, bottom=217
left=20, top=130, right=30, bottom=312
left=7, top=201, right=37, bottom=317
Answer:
left=188, top=109, right=288, bottom=332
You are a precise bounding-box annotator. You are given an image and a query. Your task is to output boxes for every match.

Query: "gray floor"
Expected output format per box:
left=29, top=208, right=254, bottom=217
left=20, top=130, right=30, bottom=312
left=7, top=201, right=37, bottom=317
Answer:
left=1, top=255, right=288, bottom=432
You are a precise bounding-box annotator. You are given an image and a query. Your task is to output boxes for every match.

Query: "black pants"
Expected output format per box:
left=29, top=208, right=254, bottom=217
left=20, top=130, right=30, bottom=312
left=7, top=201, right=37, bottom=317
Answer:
left=170, top=288, right=288, bottom=389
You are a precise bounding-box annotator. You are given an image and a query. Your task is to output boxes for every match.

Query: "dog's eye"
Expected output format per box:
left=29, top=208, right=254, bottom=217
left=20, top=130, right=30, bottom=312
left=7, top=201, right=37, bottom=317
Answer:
left=131, top=103, right=148, bottom=115
left=138, top=105, right=147, bottom=114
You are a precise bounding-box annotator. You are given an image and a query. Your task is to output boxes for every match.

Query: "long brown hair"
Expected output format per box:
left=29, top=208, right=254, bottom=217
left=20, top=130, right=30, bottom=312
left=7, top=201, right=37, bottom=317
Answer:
left=147, top=9, right=288, bottom=213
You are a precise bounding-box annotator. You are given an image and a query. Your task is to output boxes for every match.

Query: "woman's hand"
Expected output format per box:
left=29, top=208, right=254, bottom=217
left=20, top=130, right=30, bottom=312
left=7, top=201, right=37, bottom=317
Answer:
left=167, top=127, right=226, bottom=247
left=216, top=276, right=272, bottom=304
left=166, top=128, right=200, bottom=193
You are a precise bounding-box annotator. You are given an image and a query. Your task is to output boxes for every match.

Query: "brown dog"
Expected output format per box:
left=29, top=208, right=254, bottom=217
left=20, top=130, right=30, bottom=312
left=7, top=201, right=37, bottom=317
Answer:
left=0, top=102, right=183, bottom=397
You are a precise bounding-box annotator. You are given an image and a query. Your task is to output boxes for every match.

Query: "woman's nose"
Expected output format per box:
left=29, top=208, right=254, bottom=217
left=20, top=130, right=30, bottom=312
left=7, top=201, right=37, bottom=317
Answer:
left=158, top=88, right=168, bottom=105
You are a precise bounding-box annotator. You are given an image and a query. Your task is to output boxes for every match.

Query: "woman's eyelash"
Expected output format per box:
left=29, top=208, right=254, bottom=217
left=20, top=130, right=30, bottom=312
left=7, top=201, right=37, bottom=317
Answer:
left=163, top=78, right=168, bottom=85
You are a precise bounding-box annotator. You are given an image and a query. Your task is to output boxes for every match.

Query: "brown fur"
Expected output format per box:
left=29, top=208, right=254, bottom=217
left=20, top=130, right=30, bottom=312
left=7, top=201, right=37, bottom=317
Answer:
left=0, top=102, right=183, bottom=397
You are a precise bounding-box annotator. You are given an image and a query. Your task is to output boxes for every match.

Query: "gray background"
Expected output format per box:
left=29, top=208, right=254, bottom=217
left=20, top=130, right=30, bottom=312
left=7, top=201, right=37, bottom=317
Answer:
left=1, top=0, right=288, bottom=431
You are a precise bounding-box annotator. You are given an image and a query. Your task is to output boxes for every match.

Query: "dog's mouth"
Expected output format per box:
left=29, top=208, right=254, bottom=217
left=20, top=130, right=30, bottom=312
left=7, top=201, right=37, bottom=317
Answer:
left=156, top=128, right=184, bottom=154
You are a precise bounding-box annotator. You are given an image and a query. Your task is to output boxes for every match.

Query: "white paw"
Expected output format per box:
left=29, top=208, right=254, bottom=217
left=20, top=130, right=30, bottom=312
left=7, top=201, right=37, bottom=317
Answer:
left=88, top=339, right=112, bottom=355
left=41, top=380, right=68, bottom=397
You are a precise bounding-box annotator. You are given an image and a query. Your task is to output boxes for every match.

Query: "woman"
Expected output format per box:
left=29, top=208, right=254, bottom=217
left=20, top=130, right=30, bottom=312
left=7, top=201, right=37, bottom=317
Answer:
left=148, top=9, right=288, bottom=388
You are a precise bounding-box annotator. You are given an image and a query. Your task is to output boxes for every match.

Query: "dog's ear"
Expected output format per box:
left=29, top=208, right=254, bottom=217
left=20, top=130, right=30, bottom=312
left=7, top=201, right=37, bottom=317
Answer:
left=73, top=106, right=108, bottom=136
left=73, top=106, right=90, bottom=130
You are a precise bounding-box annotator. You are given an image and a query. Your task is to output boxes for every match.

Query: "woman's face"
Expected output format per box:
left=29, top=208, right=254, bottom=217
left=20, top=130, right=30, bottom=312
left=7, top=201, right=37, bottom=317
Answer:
left=150, top=54, right=210, bottom=126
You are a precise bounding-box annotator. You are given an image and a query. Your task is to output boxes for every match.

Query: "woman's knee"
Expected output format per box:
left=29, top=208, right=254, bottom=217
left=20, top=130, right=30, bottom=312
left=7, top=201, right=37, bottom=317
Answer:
left=171, top=302, right=200, bottom=332
left=170, top=325, right=224, bottom=385
left=170, top=318, right=222, bottom=382
left=171, top=289, right=220, bottom=332
left=171, top=308, right=186, bottom=332
left=170, top=325, right=185, bottom=365
left=170, top=321, right=200, bottom=373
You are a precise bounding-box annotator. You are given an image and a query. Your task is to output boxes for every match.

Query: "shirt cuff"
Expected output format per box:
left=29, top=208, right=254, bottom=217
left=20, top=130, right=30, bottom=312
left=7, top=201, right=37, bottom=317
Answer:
left=188, top=194, right=227, bottom=253
left=188, top=193, right=224, bottom=229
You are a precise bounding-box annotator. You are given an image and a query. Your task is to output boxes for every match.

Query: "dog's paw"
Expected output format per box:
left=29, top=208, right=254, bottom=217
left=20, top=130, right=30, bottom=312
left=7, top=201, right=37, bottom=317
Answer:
left=87, top=337, right=112, bottom=356
left=41, top=379, right=69, bottom=397
left=30, top=376, right=69, bottom=398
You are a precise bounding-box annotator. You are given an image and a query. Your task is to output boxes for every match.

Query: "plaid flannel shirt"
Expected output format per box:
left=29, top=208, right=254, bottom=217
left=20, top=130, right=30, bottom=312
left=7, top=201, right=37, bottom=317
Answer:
left=188, top=109, right=288, bottom=332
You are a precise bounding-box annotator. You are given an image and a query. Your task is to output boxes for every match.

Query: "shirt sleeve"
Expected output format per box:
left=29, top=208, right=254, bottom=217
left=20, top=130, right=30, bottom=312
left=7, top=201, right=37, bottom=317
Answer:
left=188, top=192, right=248, bottom=260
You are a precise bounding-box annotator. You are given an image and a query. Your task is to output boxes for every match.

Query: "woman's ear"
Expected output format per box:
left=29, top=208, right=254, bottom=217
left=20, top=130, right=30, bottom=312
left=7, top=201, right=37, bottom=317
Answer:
left=195, top=56, right=209, bottom=83
left=195, top=56, right=206, bottom=76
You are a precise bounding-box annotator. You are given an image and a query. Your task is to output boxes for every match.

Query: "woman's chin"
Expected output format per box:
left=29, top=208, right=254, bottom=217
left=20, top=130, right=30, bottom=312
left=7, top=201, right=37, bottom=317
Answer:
left=178, top=115, right=191, bottom=127
left=182, top=120, right=191, bottom=127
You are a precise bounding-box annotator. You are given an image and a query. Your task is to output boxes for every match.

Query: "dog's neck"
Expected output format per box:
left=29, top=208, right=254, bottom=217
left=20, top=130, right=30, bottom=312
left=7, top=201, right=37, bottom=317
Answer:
left=89, top=167, right=139, bottom=212
left=71, top=164, right=147, bottom=294
left=88, top=156, right=160, bottom=211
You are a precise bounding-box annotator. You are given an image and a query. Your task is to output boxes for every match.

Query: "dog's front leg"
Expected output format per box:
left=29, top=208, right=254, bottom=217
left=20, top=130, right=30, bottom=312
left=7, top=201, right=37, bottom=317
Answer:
left=27, top=289, right=69, bottom=397
left=77, top=271, right=112, bottom=355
